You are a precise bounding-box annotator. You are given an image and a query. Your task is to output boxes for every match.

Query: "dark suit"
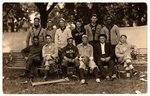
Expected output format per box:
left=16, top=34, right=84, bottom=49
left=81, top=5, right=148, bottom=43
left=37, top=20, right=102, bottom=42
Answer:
left=94, top=42, right=115, bottom=78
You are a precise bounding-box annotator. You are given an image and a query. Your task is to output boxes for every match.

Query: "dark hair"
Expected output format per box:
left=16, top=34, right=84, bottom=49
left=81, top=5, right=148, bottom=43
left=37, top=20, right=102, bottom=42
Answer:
left=120, top=35, right=127, bottom=39
left=91, top=14, right=97, bottom=18
left=45, top=34, right=52, bottom=38
left=67, top=37, right=74, bottom=41
left=98, top=34, right=107, bottom=39
left=76, top=19, right=83, bottom=24
left=34, top=17, right=40, bottom=21
left=33, top=36, right=39, bottom=40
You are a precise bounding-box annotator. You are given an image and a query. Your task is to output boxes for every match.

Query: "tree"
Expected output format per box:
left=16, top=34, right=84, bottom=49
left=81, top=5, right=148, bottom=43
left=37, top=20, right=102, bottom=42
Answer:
left=3, top=3, right=30, bottom=32
left=34, top=3, right=57, bottom=28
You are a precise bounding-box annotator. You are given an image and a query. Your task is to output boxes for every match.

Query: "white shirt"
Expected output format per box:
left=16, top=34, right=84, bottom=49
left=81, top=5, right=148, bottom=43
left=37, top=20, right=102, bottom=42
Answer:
left=100, top=43, right=105, bottom=54
left=55, top=27, right=72, bottom=48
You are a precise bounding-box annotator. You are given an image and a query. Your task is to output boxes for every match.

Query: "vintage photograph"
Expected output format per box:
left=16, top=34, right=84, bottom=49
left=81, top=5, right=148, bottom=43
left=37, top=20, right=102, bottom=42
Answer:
left=3, top=2, right=147, bottom=94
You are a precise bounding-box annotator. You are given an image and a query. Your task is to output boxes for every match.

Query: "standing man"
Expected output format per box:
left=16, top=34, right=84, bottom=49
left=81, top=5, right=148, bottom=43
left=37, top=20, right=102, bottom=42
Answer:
left=101, top=16, right=120, bottom=60
left=72, top=19, right=86, bottom=45
left=42, top=35, right=58, bottom=80
left=77, top=35, right=100, bottom=84
left=84, top=14, right=102, bottom=46
left=61, top=37, right=79, bottom=78
left=20, top=36, right=43, bottom=78
left=43, top=19, right=57, bottom=43
left=26, top=17, right=45, bottom=47
left=94, top=34, right=115, bottom=80
left=55, top=18, right=73, bottom=62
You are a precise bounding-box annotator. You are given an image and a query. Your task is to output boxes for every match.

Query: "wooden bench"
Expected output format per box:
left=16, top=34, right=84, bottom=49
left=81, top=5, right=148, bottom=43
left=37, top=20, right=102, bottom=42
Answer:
left=4, top=50, right=61, bottom=78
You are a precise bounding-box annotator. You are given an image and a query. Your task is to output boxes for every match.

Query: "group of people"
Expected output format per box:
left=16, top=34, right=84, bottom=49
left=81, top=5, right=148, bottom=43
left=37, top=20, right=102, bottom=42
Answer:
left=20, top=14, right=137, bottom=84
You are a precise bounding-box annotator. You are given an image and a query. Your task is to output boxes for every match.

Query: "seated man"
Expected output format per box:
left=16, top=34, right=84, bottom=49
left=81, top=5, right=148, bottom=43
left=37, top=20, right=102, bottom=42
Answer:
left=77, top=35, right=100, bottom=84
left=42, top=35, right=58, bottom=80
left=61, top=37, right=79, bottom=78
left=20, top=36, right=43, bottom=78
left=115, top=35, right=137, bottom=78
left=94, top=34, right=115, bottom=80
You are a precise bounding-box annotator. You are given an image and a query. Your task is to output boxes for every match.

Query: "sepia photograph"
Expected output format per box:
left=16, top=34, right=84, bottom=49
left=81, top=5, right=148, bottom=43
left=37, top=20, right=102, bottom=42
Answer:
left=2, top=2, right=147, bottom=94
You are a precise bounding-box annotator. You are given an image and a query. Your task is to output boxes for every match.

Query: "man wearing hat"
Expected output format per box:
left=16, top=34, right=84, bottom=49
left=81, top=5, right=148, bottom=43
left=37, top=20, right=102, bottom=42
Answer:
left=55, top=18, right=73, bottom=64
left=77, top=35, right=100, bottom=84
left=115, top=35, right=137, bottom=78
left=55, top=18, right=73, bottom=49
left=94, top=34, right=115, bottom=80
left=61, top=37, right=79, bottom=78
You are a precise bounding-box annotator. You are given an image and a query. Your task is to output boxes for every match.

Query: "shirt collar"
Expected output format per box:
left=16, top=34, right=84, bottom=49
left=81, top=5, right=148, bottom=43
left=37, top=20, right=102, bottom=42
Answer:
left=81, top=43, right=90, bottom=47
left=32, top=25, right=41, bottom=29
left=118, top=41, right=128, bottom=45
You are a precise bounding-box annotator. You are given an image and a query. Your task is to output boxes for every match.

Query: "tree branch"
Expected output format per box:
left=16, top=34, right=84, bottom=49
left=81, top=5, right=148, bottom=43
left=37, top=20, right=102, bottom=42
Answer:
left=3, top=4, right=15, bottom=18
left=47, top=3, right=57, bottom=14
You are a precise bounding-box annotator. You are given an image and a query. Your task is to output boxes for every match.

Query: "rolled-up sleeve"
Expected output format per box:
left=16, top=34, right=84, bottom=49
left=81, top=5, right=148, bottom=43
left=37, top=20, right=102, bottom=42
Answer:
left=42, top=46, right=46, bottom=58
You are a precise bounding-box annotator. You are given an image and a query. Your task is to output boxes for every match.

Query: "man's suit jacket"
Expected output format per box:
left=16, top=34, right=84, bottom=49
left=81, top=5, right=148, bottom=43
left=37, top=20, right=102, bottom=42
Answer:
left=94, top=42, right=114, bottom=61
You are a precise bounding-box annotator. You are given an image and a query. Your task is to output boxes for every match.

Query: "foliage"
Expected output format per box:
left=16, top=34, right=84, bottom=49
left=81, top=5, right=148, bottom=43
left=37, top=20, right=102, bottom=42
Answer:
left=3, top=3, right=147, bottom=32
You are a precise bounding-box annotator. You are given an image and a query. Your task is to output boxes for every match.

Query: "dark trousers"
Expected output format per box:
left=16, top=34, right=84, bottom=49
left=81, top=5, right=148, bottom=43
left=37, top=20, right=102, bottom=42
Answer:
left=26, top=56, right=41, bottom=74
left=97, top=59, right=115, bottom=77
left=61, top=59, right=79, bottom=77
left=111, top=45, right=117, bottom=61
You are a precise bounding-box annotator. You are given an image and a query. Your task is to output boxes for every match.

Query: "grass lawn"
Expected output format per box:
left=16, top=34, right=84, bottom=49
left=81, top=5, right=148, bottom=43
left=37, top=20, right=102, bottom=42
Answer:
left=3, top=65, right=147, bottom=94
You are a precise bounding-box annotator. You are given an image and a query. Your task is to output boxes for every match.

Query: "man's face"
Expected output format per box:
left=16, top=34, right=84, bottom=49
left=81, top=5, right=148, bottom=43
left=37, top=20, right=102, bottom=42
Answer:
left=91, top=16, right=97, bottom=23
left=34, top=19, right=40, bottom=27
left=120, top=36, right=127, bottom=43
left=99, top=36, right=106, bottom=43
left=47, top=21, right=53, bottom=28
left=33, top=38, right=39, bottom=46
left=76, top=22, right=82, bottom=28
left=106, top=17, right=112, bottom=24
left=59, top=20, right=65, bottom=28
left=46, top=36, right=52, bottom=44
left=68, top=39, right=73, bottom=45
left=82, top=38, right=88, bottom=44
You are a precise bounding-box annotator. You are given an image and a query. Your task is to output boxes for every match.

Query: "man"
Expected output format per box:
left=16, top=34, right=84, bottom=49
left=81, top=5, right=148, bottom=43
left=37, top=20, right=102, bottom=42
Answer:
left=101, top=16, right=120, bottom=59
left=55, top=18, right=73, bottom=63
left=61, top=37, right=79, bottom=78
left=20, top=36, right=42, bottom=78
left=42, top=35, right=58, bottom=80
left=72, top=19, right=86, bottom=45
left=115, top=35, right=137, bottom=78
left=94, top=34, right=115, bottom=80
left=43, top=19, right=57, bottom=43
left=26, top=17, right=45, bottom=47
left=55, top=18, right=73, bottom=49
left=77, top=35, right=100, bottom=84
left=84, top=14, right=102, bottom=46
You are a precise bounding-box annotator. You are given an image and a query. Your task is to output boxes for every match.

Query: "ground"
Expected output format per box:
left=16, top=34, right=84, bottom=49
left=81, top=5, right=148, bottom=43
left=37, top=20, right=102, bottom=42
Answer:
left=3, top=65, right=147, bottom=94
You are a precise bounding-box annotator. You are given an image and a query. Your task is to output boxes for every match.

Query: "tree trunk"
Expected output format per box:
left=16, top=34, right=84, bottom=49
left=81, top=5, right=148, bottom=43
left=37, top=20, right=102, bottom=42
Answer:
left=40, top=12, right=48, bottom=28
